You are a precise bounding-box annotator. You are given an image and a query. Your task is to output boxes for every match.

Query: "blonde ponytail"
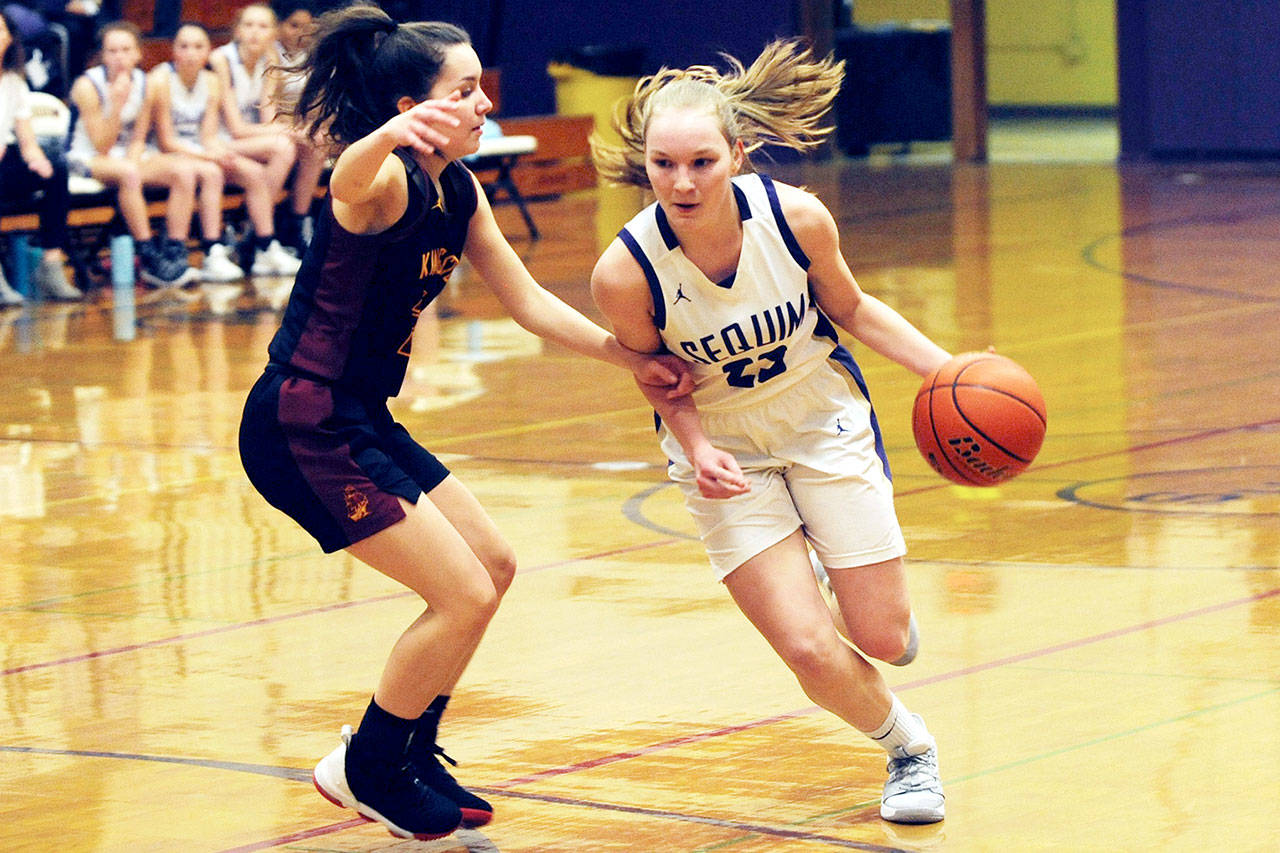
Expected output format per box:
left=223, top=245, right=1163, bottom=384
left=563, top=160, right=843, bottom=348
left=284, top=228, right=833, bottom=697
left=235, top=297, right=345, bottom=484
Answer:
left=592, top=39, right=844, bottom=188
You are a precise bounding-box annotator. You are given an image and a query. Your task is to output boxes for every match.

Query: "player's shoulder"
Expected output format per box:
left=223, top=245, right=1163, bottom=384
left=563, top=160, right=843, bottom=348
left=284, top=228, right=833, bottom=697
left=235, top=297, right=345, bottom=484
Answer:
left=593, top=236, right=642, bottom=281
left=767, top=178, right=826, bottom=214
left=592, top=236, right=649, bottom=299
left=146, top=63, right=171, bottom=88
left=768, top=178, right=836, bottom=240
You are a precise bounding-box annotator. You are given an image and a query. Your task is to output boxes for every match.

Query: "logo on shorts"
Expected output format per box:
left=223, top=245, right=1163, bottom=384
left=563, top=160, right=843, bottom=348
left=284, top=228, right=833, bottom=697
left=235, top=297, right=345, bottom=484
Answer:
left=835, top=418, right=850, bottom=435
left=344, top=485, right=371, bottom=521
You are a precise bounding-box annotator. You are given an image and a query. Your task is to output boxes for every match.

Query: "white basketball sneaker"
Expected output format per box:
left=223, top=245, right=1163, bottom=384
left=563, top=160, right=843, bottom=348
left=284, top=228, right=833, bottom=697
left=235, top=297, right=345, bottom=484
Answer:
left=251, top=239, right=302, bottom=277
left=881, top=731, right=945, bottom=824
left=200, top=243, right=245, bottom=282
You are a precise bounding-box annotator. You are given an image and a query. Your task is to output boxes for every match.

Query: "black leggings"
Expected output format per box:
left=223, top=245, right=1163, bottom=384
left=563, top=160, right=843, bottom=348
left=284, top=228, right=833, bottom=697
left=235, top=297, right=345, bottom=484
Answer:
left=0, top=139, right=72, bottom=252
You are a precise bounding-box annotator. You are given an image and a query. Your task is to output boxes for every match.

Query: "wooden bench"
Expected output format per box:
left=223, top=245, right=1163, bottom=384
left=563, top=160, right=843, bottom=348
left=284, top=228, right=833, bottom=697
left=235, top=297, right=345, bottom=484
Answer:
left=2, top=84, right=561, bottom=292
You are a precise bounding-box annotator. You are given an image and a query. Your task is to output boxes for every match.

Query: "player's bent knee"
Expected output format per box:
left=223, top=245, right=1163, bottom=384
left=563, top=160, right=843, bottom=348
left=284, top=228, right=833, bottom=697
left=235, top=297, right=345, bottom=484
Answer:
left=485, top=548, right=517, bottom=596
left=777, top=632, right=844, bottom=683
left=854, top=613, right=913, bottom=663
left=447, top=577, right=500, bottom=631
left=862, top=630, right=909, bottom=664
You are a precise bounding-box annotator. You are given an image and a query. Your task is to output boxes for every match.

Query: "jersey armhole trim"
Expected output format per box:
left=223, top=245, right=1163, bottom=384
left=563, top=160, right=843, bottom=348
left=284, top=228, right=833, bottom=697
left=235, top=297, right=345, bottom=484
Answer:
left=760, top=174, right=811, bottom=271
left=618, top=227, right=667, bottom=331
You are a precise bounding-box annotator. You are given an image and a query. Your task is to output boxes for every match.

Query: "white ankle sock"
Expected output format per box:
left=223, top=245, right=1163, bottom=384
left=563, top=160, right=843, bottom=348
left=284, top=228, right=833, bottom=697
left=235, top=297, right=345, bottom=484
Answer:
left=866, top=694, right=934, bottom=757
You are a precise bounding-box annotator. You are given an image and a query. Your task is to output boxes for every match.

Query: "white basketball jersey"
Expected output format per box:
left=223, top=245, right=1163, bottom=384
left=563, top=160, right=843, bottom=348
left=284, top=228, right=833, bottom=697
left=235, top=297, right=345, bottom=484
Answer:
left=618, top=173, right=844, bottom=413
left=68, top=66, right=145, bottom=162
left=215, top=42, right=266, bottom=124
left=161, top=63, right=211, bottom=146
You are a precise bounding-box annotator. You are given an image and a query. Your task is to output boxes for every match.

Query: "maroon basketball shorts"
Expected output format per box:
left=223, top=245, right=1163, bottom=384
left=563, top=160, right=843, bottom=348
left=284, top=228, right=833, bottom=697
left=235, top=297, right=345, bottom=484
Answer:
left=239, top=369, right=450, bottom=552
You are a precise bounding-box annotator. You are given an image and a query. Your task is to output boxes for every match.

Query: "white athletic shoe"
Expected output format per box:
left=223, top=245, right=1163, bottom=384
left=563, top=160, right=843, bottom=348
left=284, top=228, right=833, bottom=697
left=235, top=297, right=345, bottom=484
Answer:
left=200, top=243, right=245, bottom=282
left=35, top=257, right=83, bottom=301
left=0, top=275, right=24, bottom=307
left=251, top=239, right=302, bottom=277
left=881, top=730, right=945, bottom=824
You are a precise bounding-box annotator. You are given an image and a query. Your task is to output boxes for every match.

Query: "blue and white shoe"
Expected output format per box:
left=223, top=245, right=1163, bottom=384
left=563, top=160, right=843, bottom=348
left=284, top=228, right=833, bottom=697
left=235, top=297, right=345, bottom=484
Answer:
left=880, top=730, right=945, bottom=824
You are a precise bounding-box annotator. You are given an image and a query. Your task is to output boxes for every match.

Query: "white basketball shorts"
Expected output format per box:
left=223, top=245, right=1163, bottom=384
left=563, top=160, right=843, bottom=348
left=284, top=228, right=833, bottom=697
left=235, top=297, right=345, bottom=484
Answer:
left=662, top=364, right=907, bottom=581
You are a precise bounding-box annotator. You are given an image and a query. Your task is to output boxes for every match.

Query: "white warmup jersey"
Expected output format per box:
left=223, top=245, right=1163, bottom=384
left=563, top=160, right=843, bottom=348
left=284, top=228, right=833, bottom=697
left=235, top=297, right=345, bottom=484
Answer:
left=275, top=43, right=307, bottom=108
left=214, top=42, right=267, bottom=125
left=0, top=71, right=32, bottom=147
left=67, top=66, right=146, bottom=166
left=161, top=63, right=212, bottom=148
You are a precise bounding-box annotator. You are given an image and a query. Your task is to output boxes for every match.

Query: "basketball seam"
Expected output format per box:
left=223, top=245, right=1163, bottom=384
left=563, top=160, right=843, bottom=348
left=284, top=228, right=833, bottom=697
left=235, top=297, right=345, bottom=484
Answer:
left=951, top=365, right=1035, bottom=464
left=924, top=386, right=983, bottom=485
left=947, top=382, right=1047, bottom=426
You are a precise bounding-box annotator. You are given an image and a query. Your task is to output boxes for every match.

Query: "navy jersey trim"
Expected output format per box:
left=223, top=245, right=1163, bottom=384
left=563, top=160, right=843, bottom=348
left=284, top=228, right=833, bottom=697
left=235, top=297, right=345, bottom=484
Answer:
left=618, top=227, right=667, bottom=331
left=829, top=344, right=892, bottom=481
left=812, top=303, right=841, bottom=345
left=733, top=182, right=752, bottom=221
left=760, top=174, right=810, bottom=271
left=655, top=205, right=679, bottom=250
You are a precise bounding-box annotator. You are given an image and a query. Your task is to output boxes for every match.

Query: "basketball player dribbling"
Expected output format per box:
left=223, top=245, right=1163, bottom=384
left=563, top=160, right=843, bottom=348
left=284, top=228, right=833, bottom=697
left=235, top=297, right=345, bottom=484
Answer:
left=590, top=40, right=954, bottom=824
left=237, top=6, right=691, bottom=840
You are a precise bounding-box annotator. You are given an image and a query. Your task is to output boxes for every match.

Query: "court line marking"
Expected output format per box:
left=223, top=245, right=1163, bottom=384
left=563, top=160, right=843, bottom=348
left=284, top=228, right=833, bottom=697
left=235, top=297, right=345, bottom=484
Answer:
left=0, top=538, right=681, bottom=677
left=453, top=789, right=908, bottom=853
left=694, top=684, right=1280, bottom=852
left=1080, top=200, right=1280, bottom=302
left=5, top=587, right=1272, bottom=851
left=0, top=746, right=905, bottom=853
left=484, top=585, right=1279, bottom=790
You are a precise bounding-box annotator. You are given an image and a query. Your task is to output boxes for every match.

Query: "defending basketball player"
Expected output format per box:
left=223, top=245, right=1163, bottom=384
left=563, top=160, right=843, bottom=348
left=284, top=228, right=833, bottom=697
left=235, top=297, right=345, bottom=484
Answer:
left=590, top=40, right=953, bottom=824
left=237, top=6, right=691, bottom=841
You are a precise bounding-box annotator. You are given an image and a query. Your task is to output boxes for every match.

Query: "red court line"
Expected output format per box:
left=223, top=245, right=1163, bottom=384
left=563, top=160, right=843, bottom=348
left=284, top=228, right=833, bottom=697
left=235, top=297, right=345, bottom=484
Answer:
left=208, top=583, right=1278, bottom=852
left=489, top=709, right=812, bottom=789
left=1, top=539, right=683, bottom=678
left=0, top=592, right=410, bottom=677
left=218, top=819, right=369, bottom=853
left=486, top=585, right=1280, bottom=789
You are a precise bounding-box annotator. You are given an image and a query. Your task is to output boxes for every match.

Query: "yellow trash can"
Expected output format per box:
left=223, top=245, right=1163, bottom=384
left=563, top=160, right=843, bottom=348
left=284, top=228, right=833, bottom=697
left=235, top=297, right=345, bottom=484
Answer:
left=548, top=45, right=645, bottom=146
left=549, top=46, right=647, bottom=248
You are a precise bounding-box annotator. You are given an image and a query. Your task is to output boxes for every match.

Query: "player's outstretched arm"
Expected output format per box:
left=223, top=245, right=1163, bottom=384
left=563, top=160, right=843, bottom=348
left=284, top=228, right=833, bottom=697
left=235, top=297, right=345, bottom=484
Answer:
left=783, top=185, right=951, bottom=377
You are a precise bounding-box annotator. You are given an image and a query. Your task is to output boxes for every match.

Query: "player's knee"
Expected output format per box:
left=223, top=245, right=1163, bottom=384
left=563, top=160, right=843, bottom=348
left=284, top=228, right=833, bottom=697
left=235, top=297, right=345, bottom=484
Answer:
left=117, top=167, right=142, bottom=192
left=452, top=574, right=501, bottom=629
left=485, top=546, right=517, bottom=597
left=175, top=166, right=199, bottom=191
left=778, top=631, right=843, bottom=684
left=857, top=612, right=913, bottom=664
left=200, top=164, right=224, bottom=187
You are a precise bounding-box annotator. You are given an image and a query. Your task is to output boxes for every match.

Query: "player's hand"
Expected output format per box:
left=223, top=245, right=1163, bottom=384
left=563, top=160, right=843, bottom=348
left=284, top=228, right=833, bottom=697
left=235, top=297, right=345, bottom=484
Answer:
left=634, top=353, right=695, bottom=399
left=383, top=93, right=462, bottom=155
left=27, top=153, right=53, bottom=179
left=690, top=445, right=750, bottom=499
left=107, top=70, right=133, bottom=112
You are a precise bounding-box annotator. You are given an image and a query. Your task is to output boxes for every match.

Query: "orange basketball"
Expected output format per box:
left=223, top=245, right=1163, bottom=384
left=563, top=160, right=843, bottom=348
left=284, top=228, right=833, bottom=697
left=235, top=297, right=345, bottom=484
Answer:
left=911, top=352, right=1047, bottom=487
